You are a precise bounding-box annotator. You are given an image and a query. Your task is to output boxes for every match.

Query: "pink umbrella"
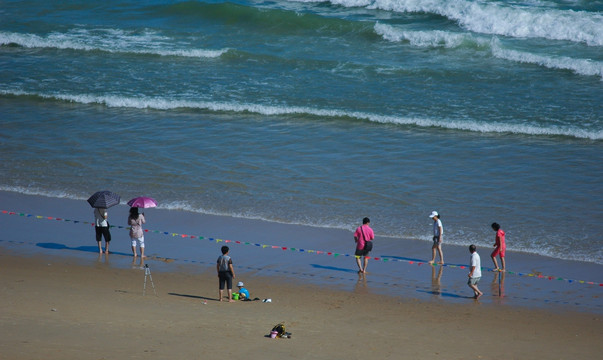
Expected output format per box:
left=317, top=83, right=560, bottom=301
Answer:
left=127, top=196, right=157, bottom=208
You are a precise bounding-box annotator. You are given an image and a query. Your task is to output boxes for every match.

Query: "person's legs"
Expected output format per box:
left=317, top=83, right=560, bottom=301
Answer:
left=102, top=227, right=111, bottom=254
left=429, top=244, right=437, bottom=264
left=468, top=278, right=483, bottom=298
left=491, top=256, right=500, bottom=271
left=491, top=248, right=500, bottom=270
left=95, top=227, right=103, bottom=253
left=226, top=273, right=234, bottom=302
left=218, top=273, right=225, bottom=301
left=436, top=244, right=444, bottom=264
left=500, top=256, right=506, bottom=271
left=363, top=256, right=369, bottom=274
left=356, top=256, right=364, bottom=273
left=139, top=237, right=146, bottom=258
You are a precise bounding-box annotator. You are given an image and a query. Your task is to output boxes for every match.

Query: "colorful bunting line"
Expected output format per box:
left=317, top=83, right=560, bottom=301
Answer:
left=2, top=209, right=602, bottom=287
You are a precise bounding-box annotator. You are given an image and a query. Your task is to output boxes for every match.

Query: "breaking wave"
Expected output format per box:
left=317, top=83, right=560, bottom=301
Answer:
left=1, top=89, right=601, bottom=140
left=0, top=30, right=227, bottom=58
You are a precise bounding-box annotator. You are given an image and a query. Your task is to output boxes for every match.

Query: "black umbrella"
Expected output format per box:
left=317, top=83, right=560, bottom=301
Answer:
left=87, top=190, right=121, bottom=208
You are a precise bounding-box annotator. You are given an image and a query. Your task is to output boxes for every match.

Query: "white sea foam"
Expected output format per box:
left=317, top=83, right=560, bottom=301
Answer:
left=374, top=24, right=603, bottom=79
left=0, top=185, right=84, bottom=201
left=0, top=30, right=228, bottom=58
left=1, top=89, right=601, bottom=140
left=489, top=38, right=603, bottom=79
left=297, top=0, right=603, bottom=46
left=374, top=23, right=479, bottom=48
left=159, top=201, right=355, bottom=231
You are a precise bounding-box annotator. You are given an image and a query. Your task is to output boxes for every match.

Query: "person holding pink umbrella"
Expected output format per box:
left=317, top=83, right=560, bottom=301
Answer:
left=128, top=207, right=146, bottom=258
left=127, top=197, right=156, bottom=258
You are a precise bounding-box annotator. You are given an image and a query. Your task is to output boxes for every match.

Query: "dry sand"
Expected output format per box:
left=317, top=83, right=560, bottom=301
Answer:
left=1, top=250, right=601, bottom=360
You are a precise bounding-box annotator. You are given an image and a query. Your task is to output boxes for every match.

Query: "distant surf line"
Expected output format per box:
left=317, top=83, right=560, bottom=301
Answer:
left=1, top=89, right=601, bottom=140
left=0, top=31, right=228, bottom=58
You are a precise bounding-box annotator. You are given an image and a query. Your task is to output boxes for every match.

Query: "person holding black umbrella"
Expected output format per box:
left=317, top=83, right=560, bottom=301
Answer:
left=94, top=207, right=111, bottom=254
left=87, top=190, right=120, bottom=254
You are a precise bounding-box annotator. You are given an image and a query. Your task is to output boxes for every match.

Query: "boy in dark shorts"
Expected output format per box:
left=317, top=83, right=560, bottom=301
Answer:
left=217, top=246, right=236, bottom=302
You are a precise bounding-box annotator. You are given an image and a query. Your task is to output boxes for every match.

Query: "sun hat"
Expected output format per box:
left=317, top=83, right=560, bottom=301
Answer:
left=429, top=211, right=439, bottom=218
left=237, top=281, right=244, bottom=287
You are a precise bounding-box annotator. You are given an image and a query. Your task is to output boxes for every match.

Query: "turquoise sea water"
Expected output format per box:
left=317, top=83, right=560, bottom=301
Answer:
left=1, top=0, right=602, bottom=264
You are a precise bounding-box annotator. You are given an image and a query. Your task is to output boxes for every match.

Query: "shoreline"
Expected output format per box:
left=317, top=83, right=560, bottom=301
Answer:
left=1, top=190, right=602, bottom=315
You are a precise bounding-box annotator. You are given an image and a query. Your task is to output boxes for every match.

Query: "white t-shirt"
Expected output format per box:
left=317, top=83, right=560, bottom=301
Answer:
left=94, top=208, right=108, bottom=227
left=433, top=219, right=443, bottom=237
left=470, top=252, right=482, bottom=278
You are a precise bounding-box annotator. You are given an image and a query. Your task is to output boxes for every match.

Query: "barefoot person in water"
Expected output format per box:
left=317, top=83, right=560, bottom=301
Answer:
left=468, top=244, right=483, bottom=299
left=428, top=211, right=444, bottom=264
left=354, top=217, right=374, bottom=274
left=490, top=222, right=506, bottom=272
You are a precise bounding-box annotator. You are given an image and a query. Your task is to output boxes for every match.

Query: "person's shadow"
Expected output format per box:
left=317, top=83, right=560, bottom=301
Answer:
left=168, top=293, right=215, bottom=301
left=36, top=242, right=130, bottom=257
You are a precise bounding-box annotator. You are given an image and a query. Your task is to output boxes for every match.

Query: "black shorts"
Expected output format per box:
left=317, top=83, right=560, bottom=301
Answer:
left=95, top=226, right=111, bottom=242
left=218, top=271, right=233, bottom=290
left=355, top=248, right=369, bottom=257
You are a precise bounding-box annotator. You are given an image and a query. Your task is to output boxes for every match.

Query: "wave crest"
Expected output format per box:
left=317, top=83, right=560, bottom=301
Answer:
left=298, top=0, right=603, bottom=46
left=374, top=24, right=603, bottom=79
left=0, top=30, right=227, bottom=58
left=1, top=89, right=600, bottom=140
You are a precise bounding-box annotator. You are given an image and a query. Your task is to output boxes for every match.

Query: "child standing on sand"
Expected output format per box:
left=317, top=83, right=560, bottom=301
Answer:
left=217, top=246, right=236, bottom=302
left=468, top=244, right=483, bottom=299
left=490, top=222, right=506, bottom=272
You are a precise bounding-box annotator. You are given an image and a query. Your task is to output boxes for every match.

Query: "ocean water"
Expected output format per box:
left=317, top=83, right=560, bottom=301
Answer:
left=1, top=0, right=602, bottom=265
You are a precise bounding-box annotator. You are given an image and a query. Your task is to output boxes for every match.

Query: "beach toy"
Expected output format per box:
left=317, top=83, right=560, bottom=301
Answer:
left=270, top=331, right=278, bottom=339
left=233, top=293, right=239, bottom=300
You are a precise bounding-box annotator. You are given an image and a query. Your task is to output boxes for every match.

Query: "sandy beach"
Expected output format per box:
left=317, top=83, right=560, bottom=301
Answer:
left=1, top=249, right=601, bottom=360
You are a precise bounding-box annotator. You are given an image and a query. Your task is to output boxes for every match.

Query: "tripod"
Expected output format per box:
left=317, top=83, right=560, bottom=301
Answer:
left=143, top=264, right=157, bottom=296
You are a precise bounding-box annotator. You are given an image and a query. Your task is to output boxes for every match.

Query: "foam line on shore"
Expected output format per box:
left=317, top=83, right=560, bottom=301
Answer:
left=3, top=209, right=602, bottom=287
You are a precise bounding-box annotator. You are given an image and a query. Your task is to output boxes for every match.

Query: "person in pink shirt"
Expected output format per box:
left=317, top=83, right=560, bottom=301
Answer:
left=354, top=217, right=374, bottom=274
left=491, top=222, right=506, bottom=272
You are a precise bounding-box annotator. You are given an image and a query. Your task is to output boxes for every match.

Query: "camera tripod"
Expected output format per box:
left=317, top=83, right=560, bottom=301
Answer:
left=143, top=264, right=157, bottom=296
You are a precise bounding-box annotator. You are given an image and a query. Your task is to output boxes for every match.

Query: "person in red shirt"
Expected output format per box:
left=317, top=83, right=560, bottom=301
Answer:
left=491, top=222, right=506, bottom=272
left=354, top=217, right=374, bottom=274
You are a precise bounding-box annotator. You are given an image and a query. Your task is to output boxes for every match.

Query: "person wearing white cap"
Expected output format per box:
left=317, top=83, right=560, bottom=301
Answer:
left=429, top=211, right=444, bottom=264
left=237, top=281, right=250, bottom=300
